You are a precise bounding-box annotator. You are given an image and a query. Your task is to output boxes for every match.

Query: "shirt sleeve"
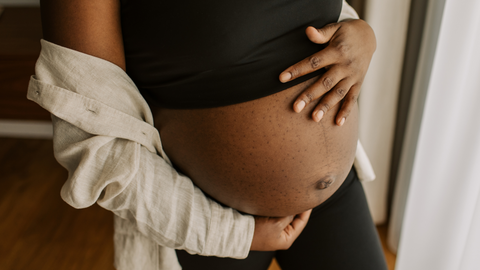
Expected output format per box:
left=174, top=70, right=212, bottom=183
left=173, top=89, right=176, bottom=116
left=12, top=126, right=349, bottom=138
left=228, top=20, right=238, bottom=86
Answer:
left=27, top=40, right=254, bottom=259
left=338, top=0, right=360, bottom=22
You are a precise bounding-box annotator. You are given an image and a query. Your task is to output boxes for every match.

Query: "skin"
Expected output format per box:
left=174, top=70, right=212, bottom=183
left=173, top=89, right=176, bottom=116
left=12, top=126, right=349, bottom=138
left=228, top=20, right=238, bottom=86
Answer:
left=154, top=78, right=359, bottom=217
left=283, top=20, right=376, bottom=124
left=40, top=0, right=376, bottom=252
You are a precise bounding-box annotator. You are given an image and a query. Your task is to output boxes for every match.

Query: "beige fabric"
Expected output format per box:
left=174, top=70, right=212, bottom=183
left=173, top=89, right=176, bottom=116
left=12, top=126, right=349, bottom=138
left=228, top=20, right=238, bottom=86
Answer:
left=28, top=40, right=254, bottom=270
left=27, top=1, right=372, bottom=269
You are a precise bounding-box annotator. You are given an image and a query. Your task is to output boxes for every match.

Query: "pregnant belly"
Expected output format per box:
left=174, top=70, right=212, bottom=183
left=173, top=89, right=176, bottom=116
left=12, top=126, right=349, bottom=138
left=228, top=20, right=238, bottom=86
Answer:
left=153, top=77, right=358, bottom=217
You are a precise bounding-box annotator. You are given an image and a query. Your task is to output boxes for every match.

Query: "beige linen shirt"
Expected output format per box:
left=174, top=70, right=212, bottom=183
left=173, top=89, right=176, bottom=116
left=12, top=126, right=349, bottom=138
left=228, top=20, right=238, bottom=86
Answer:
left=27, top=2, right=372, bottom=269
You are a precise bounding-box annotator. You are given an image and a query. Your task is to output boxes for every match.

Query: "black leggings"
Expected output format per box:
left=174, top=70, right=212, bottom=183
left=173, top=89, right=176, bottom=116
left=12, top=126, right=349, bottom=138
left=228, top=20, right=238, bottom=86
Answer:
left=176, top=168, right=388, bottom=270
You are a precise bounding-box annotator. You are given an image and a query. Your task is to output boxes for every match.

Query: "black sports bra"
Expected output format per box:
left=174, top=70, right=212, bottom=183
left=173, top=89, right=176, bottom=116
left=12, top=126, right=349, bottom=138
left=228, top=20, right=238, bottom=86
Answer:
left=120, top=0, right=342, bottom=109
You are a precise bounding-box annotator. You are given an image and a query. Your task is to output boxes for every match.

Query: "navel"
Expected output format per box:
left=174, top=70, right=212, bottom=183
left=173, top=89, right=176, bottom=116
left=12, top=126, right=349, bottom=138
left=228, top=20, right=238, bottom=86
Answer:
left=316, top=175, right=335, bottom=190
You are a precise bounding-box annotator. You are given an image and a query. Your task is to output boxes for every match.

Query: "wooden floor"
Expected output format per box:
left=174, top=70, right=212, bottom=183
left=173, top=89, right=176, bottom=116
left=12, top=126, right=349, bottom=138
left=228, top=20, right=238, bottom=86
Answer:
left=0, top=138, right=396, bottom=270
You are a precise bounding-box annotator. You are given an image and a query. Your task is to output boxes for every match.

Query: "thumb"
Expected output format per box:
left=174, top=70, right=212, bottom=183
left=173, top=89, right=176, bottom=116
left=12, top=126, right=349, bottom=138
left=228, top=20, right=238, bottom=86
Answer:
left=290, top=209, right=312, bottom=231
left=306, top=23, right=341, bottom=44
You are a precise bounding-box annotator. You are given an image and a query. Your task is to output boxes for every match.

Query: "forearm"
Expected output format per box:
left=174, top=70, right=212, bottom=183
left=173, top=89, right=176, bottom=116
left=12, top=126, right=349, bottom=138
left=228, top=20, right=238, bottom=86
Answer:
left=56, top=117, right=253, bottom=257
left=28, top=40, right=254, bottom=258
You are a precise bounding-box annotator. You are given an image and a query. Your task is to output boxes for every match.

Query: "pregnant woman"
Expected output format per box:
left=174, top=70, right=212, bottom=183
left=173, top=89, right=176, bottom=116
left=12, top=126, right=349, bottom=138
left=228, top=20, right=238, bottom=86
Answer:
left=34, top=0, right=385, bottom=269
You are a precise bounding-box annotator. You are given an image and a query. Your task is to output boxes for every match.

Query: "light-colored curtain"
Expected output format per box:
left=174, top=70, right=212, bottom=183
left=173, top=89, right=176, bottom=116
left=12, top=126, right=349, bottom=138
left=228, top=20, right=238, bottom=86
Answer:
left=389, top=0, right=480, bottom=268
left=359, top=0, right=411, bottom=224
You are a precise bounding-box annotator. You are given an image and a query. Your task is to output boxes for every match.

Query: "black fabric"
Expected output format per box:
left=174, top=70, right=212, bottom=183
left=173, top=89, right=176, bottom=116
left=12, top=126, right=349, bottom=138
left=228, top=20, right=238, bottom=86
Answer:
left=176, top=168, right=388, bottom=270
left=120, top=0, right=343, bottom=109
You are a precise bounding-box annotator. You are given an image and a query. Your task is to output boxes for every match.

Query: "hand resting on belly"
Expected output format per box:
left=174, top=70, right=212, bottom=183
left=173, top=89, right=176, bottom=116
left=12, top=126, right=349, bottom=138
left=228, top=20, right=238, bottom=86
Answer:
left=153, top=76, right=358, bottom=217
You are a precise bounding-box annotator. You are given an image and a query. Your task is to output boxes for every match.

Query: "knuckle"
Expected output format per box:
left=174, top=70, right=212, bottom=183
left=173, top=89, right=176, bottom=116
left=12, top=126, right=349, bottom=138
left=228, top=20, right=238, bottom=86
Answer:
left=323, top=77, right=334, bottom=90
left=343, top=106, right=352, bottom=116
left=309, top=56, right=321, bottom=69
left=335, top=87, right=347, bottom=97
left=289, top=66, right=301, bottom=79
left=335, top=42, right=350, bottom=56
left=304, top=92, right=315, bottom=103
left=350, top=94, right=358, bottom=104
left=321, top=102, right=331, bottom=111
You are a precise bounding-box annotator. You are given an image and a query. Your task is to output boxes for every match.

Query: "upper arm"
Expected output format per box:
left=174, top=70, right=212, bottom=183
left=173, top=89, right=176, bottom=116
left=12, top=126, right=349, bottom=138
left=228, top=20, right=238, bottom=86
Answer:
left=40, top=0, right=126, bottom=70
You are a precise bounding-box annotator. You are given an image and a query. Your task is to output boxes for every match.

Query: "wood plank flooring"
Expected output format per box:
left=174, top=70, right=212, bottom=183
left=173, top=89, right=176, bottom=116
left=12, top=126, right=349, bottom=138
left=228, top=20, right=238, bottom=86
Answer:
left=0, top=138, right=113, bottom=270
left=0, top=138, right=396, bottom=270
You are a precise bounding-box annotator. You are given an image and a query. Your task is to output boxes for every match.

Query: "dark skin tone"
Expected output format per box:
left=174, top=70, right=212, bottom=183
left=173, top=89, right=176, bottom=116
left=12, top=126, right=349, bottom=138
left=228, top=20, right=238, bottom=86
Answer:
left=285, top=20, right=376, bottom=124
left=40, top=0, right=375, bottom=252
left=155, top=77, right=358, bottom=218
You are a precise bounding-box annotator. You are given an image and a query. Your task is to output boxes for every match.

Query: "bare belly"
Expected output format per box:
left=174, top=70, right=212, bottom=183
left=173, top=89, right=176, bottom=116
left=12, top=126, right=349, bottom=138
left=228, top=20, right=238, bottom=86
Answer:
left=153, top=77, right=358, bottom=217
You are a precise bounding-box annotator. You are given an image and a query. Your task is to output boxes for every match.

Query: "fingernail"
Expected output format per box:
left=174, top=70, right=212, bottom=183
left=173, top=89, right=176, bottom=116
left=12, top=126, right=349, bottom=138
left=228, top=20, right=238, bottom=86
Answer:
left=280, top=72, right=292, bottom=82
left=316, top=110, right=324, bottom=122
left=339, top=117, right=346, bottom=126
left=295, top=100, right=306, bottom=112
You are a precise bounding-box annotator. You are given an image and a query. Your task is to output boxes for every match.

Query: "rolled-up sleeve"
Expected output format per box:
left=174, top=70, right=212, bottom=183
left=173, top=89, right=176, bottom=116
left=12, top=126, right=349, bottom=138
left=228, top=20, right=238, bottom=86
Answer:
left=27, top=40, right=254, bottom=259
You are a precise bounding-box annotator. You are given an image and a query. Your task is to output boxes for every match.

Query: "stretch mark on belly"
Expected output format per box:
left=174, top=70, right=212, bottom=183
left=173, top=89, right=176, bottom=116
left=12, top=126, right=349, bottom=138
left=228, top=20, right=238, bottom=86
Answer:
left=321, top=122, right=330, bottom=156
left=316, top=176, right=335, bottom=190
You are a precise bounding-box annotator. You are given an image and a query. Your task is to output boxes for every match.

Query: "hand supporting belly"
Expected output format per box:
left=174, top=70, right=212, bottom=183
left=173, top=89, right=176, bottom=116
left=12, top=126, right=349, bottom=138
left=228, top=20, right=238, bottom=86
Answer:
left=154, top=77, right=358, bottom=217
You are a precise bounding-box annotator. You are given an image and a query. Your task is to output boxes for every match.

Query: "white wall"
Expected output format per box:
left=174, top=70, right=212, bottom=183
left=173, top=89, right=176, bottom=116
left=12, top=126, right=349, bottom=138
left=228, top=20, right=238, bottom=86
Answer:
left=359, top=0, right=411, bottom=224
left=0, top=0, right=39, bottom=6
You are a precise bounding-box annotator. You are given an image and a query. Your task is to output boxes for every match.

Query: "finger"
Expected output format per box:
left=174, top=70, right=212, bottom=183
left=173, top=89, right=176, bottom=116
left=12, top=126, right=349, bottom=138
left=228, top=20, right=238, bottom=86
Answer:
left=293, top=66, right=344, bottom=113
left=290, top=209, right=312, bottom=230
left=335, top=83, right=360, bottom=126
left=279, top=46, right=338, bottom=83
left=283, top=209, right=312, bottom=241
left=275, top=215, right=295, bottom=228
left=311, top=78, right=353, bottom=122
left=279, top=23, right=342, bottom=83
left=306, top=23, right=341, bottom=44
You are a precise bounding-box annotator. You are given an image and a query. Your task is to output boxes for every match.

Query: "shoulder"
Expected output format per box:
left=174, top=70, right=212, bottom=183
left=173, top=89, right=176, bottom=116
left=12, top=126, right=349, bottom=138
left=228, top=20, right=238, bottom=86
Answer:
left=40, top=0, right=125, bottom=70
